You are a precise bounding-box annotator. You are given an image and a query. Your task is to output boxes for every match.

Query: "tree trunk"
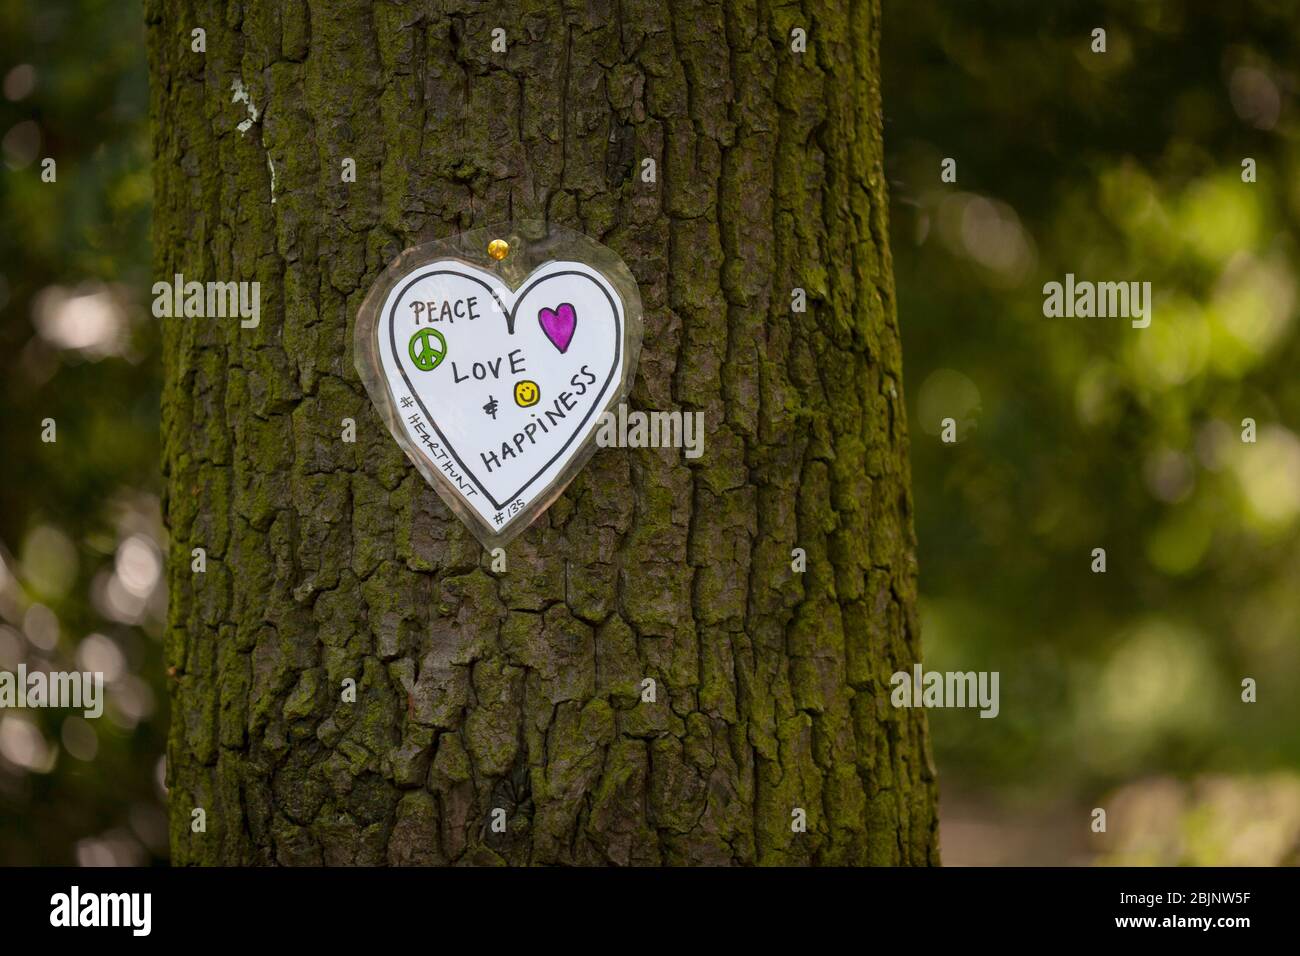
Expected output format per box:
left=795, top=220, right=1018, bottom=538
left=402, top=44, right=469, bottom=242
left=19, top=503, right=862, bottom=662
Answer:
left=149, top=0, right=938, bottom=866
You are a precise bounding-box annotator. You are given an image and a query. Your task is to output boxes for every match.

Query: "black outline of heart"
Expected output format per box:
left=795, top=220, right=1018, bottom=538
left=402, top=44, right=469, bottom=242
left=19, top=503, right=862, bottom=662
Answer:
left=387, top=267, right=622, bottom=512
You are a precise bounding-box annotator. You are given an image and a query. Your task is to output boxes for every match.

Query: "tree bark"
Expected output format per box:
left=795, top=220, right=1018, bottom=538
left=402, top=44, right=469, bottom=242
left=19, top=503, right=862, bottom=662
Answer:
left=150, top=0, right=938, bottom=865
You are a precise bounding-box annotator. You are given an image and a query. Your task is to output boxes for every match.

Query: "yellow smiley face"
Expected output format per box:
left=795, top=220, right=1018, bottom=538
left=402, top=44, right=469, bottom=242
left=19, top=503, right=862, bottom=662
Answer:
left=514, top=380, right=540, bottom=407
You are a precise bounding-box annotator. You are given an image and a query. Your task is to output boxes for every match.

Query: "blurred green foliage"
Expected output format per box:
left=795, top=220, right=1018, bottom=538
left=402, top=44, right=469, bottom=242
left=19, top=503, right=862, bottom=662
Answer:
left=1, top=0, right=1297, bottom=866
left=884, top=0, right=1300, bottom=861
left=0, top=0, right=164, bottom=864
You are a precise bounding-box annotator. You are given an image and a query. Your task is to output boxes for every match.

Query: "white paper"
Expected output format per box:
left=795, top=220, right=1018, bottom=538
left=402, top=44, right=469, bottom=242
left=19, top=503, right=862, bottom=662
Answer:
left=373, top=259, right=625, bottom=535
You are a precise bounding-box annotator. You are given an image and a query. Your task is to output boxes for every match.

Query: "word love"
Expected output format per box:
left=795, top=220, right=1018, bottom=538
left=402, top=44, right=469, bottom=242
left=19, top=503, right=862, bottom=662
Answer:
left=450, top=348, right=526, bottom=384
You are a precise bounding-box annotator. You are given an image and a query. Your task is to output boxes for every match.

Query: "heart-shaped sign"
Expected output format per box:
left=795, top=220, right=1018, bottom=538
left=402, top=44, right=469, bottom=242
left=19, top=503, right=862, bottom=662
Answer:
left=355, top=225, right=642, bottom=545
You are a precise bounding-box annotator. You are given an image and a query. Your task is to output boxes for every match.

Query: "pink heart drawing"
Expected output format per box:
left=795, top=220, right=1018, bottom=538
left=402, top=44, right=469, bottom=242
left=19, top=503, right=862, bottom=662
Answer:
left=538, top=303, right=577, bottom=353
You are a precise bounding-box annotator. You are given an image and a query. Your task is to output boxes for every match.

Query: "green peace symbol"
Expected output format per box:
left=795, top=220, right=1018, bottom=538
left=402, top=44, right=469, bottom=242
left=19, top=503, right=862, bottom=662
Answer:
left=408, top=327, right=447, bottom=371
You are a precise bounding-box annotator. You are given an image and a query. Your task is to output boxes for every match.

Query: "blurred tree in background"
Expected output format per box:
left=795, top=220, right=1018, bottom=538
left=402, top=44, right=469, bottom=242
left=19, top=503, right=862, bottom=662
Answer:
left=1, top=0, right=1298, bottom=865
left=0, top=0, right=165, bottom=864
left=884, top=0, right=1300, bottom=863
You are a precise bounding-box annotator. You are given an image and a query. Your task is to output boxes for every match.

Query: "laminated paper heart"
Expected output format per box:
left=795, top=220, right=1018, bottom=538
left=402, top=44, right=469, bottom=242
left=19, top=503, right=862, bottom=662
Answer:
left=358, top=255, right=637, bottom=544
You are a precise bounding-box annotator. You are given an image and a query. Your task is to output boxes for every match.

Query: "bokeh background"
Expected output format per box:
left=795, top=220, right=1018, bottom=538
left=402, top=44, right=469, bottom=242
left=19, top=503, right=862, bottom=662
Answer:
left=0, top=0, right=164, bottom=865
left=887, top=1, right=1300, bottom=864
left=1, top=0, right=1297, bottom=865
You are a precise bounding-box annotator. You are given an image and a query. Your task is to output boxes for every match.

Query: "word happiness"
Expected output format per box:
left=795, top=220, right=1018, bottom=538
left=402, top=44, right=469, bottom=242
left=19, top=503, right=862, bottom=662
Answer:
left=1042, top=273, right=1151, bottom=328
left=478, top=364, right=600, bottom=473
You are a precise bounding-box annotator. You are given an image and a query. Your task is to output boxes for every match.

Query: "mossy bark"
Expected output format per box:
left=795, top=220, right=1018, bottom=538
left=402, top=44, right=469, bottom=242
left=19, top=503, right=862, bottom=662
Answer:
left=150, top=0, right=938, bottom=865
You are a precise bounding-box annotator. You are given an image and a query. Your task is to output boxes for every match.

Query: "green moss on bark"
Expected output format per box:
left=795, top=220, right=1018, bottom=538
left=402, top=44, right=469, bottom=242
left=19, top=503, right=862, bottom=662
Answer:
left=151, top=0, right=938, bottom=866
